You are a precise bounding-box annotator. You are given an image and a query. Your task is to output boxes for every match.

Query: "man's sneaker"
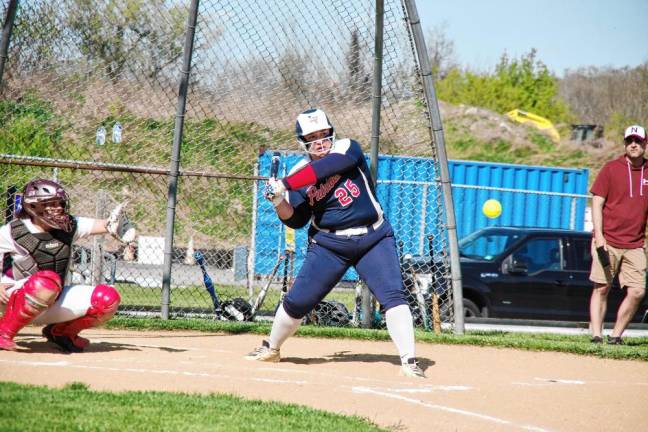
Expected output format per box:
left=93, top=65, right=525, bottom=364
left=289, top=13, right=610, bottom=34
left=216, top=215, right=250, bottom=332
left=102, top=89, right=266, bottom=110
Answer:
left=401, top=358, right=426, bottom=378
left=244, top=340, right=280, bottom=362
left=607, top=336, right=624, bottom=345
left=590, top=336, right=603, bottom=344
left=42, top=325, right=84, bottom=353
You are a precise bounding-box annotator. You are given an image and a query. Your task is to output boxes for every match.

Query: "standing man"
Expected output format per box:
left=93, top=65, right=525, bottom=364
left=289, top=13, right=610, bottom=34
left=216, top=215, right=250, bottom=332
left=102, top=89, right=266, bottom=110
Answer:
left=245, top=108, right=425, bottom=378
left=0, top=179, right=136, bottom=352
left=589, top=125, right=648, bottom=344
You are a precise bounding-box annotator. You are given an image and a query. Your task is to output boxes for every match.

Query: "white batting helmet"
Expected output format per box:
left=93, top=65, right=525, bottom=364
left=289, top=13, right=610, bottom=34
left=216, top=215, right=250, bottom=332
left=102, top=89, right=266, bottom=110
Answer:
left=295, top=108, right=335, bottom=154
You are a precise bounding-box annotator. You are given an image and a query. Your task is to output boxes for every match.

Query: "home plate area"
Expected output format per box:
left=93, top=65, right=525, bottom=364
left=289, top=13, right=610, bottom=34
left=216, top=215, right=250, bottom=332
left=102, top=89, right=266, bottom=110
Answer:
left=1, top=328, right=646, bottom=432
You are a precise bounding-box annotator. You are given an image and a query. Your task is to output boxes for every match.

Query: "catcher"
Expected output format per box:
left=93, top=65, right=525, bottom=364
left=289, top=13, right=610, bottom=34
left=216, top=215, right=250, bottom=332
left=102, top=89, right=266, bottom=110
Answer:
left=0, top=178, right=136, bottom=352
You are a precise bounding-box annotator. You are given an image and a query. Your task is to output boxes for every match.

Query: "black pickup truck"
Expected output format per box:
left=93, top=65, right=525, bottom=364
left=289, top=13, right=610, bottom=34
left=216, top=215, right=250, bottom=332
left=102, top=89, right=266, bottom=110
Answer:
left=402, top=226, right=648, bottom=323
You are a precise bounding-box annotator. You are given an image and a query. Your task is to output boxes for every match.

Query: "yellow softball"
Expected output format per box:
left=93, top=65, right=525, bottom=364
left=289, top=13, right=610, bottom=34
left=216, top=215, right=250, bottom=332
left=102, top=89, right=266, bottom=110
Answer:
left=482, top=199, right=502, bottom=219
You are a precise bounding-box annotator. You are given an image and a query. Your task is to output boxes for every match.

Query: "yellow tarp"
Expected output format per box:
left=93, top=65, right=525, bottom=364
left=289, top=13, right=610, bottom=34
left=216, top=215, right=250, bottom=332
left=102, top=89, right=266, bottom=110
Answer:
left=506, top=109, right=560, bottom=143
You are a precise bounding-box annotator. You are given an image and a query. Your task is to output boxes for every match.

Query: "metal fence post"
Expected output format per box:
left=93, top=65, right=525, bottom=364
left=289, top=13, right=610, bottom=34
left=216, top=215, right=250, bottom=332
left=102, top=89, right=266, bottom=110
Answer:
left=161, top=0, right=200, bottom=320
left=361, top=0, right=385, bottom=328
left=91, top=191, right=107, bottom=285
left=403, top=0, right=465, bottom=334
left=419, top=184, right=429, bottom=255
left=0, top=0, right=19, bottom=93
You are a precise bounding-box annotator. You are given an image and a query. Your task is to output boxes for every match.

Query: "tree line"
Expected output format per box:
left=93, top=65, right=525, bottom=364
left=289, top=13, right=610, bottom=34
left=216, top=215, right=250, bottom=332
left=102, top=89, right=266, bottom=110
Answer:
left=425, top=25, right=647, bottom=140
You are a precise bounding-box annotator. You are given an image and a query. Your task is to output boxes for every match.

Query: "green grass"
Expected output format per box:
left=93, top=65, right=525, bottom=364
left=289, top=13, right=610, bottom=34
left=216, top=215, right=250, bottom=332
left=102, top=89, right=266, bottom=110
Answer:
left=0, top=382, right=385, bottom=432
left=117, top=283, right=357, bottom=314
left=106, top=316, right=648, bottom=361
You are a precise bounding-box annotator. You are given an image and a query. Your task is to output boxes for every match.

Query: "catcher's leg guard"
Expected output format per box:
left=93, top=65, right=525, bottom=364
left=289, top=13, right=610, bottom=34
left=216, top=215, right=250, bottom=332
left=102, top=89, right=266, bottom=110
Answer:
left=0, top=271, right=62, bottom=351
left=45, top=285, right=120, bottom=352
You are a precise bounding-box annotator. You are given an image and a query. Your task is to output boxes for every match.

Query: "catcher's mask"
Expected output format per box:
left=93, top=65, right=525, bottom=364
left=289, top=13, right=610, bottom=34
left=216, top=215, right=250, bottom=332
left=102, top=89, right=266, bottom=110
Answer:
left=18, top=179, right=72, bottom=232
left=307, top=300, right=350, bottom=327
left=295, top=108, right=335, bottom=157
left=221, top=297, right=253, bottom=321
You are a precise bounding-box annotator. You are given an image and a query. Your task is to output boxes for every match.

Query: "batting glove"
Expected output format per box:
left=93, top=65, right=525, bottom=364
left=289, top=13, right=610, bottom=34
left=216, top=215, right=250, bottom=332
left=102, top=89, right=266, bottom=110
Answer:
left=106, top=202, right=137, bottom=244
left=264, top=178, right=286, bottom=207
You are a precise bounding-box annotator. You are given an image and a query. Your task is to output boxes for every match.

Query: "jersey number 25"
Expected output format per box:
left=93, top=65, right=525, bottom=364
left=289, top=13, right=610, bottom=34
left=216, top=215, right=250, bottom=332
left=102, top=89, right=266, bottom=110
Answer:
left=334, top=179, right=360, bottom=206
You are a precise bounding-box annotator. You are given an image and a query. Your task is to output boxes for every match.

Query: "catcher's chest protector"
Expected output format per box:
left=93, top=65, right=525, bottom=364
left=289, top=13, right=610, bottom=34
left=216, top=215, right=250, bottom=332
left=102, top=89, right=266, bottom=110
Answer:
left=10, top=219, right=77, bottom=282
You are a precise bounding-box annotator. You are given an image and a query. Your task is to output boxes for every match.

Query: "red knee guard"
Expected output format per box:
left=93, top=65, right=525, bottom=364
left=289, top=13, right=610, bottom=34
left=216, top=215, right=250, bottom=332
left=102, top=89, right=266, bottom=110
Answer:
left=49, top=285, right=120, bottom=349
left=0, top=271, right=62, bottom=351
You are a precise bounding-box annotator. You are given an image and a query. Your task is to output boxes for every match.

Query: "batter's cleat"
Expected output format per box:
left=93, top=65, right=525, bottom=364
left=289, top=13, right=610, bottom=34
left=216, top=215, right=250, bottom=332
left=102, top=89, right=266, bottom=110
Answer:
left=401, top=358, right=426, bottom=378
left=244, top=340, right=280, bottom=362
left=0, top=333, right=17, bottom=351
left=42, top=325, right=85, bottom=353
left=590, top=336, right=603, bottom=344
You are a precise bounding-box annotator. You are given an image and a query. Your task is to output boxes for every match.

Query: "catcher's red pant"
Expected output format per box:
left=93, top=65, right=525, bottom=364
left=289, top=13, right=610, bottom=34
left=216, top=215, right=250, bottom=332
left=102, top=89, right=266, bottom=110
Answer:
left=0, top=271, right=62, bottom=351
left=0, top=277, right=120, bottom=351
left=46, top=284, right=120, bottom=349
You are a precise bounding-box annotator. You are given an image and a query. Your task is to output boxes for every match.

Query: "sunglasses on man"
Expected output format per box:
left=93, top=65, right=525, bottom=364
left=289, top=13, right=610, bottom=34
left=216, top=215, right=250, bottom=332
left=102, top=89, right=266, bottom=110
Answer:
left=624, top=136, right=646, bottom=145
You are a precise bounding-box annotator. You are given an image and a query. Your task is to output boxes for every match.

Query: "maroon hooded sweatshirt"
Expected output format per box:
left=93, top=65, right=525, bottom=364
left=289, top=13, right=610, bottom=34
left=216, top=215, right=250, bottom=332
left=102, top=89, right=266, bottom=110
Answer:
left=590, top=155, right=648, bottom=248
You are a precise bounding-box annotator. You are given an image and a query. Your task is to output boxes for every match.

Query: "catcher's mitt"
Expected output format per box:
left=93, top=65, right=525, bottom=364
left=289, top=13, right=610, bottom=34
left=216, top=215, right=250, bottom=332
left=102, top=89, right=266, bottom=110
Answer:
left=106, top=202, right=137, bottom=244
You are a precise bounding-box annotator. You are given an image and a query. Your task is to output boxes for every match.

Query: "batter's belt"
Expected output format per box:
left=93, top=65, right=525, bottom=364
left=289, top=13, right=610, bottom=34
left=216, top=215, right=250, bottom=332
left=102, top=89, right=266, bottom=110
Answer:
left=315, top=214, right=384, bottom=236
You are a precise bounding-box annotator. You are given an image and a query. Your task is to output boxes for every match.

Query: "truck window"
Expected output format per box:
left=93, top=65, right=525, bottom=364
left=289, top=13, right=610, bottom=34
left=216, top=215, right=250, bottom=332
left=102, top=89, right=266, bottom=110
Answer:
left=565, top=237, right=592, bottom=271
left=511, top=238, right=561, bottom=273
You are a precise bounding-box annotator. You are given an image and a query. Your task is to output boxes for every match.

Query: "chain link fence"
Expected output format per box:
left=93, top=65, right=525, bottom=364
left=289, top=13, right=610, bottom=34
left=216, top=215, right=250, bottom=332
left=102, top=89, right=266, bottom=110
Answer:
left=1, top=0, right=458, bottom=329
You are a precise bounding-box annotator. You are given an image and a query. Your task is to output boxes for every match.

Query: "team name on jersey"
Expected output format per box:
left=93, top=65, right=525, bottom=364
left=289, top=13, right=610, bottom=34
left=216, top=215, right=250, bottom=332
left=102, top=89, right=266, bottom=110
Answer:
left=306, top=174, right=341, bottom=206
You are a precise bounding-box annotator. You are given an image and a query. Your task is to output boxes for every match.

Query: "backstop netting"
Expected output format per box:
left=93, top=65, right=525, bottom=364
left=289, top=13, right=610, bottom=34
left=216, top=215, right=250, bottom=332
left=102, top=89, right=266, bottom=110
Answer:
left=0, top=0, right=456, bottom=329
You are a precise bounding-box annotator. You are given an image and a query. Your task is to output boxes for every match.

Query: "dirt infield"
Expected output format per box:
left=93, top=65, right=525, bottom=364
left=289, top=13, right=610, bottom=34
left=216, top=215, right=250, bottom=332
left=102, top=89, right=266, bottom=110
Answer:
left=1, top=327, right=647, bottom=432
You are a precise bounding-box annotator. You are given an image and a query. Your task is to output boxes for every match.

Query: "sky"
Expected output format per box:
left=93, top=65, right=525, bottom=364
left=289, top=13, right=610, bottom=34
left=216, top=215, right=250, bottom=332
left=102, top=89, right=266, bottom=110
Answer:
left=416, top=0, right=648, bottom=76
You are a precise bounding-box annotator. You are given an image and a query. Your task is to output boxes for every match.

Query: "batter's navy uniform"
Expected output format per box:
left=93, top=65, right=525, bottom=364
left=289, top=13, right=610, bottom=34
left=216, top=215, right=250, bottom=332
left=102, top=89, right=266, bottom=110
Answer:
left=279, top=138, right=407, bottom=318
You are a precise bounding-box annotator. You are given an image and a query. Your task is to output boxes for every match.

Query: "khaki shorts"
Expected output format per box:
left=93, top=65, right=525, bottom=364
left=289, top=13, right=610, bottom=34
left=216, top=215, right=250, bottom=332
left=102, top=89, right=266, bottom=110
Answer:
left=590, top=242, right=647, bottom=290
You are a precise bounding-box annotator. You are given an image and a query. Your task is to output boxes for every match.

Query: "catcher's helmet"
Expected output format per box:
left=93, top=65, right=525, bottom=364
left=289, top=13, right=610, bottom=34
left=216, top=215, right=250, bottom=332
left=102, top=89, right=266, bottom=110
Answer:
left=295, top=108, right=335, bottom=156
left=307, top=300, right=350, bottom=327
left=221, top=297, right=253, bottom=321
left=18, top=179, right=72, bottom=232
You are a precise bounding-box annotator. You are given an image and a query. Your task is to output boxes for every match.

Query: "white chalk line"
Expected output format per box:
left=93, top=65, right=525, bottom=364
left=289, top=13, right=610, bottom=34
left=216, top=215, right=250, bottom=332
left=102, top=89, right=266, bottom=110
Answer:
left=512, top=377, right=648, bottom=387
left=257, top=367, right=475, bottom=394
left=0, top=358, right=307, bottom=385
left=253, top=378, right=308, bottom=385
left=353, top=386, right=552, bottom=432
left=0, top=355, right=468, bottom=394
left=0, top=358, right=442, bottom=393
left=535, top=378, right=585, bottom=385
left=15, top=335, right=234, bottom=354
left=110, top=342, right=234, bottom=354
left=258, top=366, right=395, bottom=383
left=369, top=385, right=472, bottom=393
left=256, top=366, right=460, bottom=388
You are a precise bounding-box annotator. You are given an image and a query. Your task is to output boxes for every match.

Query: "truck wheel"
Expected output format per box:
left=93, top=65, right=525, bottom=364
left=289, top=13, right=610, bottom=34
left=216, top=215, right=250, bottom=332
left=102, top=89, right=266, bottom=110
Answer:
left=463, top=299, right=481, bottom=318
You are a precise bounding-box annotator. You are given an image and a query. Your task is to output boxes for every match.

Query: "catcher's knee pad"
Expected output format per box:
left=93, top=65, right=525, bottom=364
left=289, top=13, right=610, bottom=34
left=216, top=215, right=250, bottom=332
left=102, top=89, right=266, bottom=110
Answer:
left=51, top=284, right=120, bottom=339
left=0, top=271, right=62, bottom=340
left=88, top=284, right=121, bottom=320
left=24, top=270, right=63, bottom=306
